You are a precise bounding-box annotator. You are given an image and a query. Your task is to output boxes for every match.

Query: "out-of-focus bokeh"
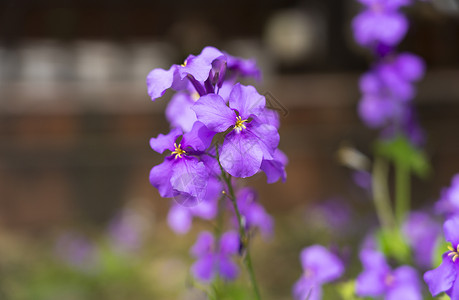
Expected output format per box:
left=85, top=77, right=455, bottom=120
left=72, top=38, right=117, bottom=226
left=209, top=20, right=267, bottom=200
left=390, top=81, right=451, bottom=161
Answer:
left=0, top=0, right=459, bottom=299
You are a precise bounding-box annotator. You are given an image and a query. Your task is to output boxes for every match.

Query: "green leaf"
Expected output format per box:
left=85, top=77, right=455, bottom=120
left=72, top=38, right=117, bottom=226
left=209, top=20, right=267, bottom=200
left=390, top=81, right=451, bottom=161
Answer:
left=374, top=135, right=430, bottom=178
left=376, top=228, right=412, bottom=265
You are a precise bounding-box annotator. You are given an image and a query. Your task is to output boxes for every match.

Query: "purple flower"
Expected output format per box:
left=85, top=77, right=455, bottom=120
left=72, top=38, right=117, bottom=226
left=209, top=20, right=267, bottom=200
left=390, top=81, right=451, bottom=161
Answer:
left=192, top=83, right=279, bottom=178
left=234, top=187, right=274, bottom=238
left=435, top=174, right=459, bottom=218
left=402, top=212, right=441, bottom=269
left=424, top=217, right=459, bottom=298
left=292, top=245, right=344, bottom=300
left=356, top=249, right=422, bottom=299
left=190, top=231, right=240, bottom=282
left=146, top=47, right=262, bottom=102
left=352, top=0, right=411, bottom=48
left=146, top=46, right=225, bottom=101
left=149, top=122, right=216, bottom=206
left=167, top=177, right=222, bottom=234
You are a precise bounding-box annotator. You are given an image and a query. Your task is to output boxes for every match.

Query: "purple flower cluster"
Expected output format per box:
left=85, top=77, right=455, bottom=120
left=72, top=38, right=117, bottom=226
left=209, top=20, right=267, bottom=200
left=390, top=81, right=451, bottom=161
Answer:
left=353, top=0, right=426, bottom=145
left=148, top=46, right=287, bottom=206
left=146, top=47, right=286, bottom=285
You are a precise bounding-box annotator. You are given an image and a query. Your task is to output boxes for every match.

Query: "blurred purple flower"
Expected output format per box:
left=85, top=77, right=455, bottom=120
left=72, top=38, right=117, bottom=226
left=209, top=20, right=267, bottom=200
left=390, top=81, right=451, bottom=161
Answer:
left=424, top=217, right=459, bottom=298
left=167, top=177, right=222, bottom=234
left=55, top=233, right=97, bottom=270
left=233, top=187, right=274, bottom=238
left=435, top=174, right=459, bottom=218
left=352, top=0, right=411, bottom=48
left=190, top=231, right=240, bottom=282
left=358, top=53, right=426, bottom=144
left=356, top=249, right=422, bottom=299
left=292, top=245, right=344, bottom=300
left=192, top=83, right=279, bottom=178
left=107, top=208, right=149, bottom=253
left=402, top=211, right=441, bottom=269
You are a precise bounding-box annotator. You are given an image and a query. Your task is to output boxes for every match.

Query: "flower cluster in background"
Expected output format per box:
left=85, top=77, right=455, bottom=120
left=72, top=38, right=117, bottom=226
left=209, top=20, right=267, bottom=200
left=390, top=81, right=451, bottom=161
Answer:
left=353, top=0, right=426, bottom=146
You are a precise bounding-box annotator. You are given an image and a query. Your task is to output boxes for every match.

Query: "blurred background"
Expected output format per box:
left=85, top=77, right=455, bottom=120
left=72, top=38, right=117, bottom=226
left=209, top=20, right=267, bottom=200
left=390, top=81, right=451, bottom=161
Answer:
left=0, top=0, right=459, bottom=299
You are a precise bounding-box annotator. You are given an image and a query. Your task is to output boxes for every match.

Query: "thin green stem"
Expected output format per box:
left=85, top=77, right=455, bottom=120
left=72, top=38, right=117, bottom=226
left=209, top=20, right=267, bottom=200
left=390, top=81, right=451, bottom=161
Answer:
left=371, top=157, right=396, bottom=231
left=395, top=160, right=410, bottom=225
left=215, top=146, right=262, bottom=300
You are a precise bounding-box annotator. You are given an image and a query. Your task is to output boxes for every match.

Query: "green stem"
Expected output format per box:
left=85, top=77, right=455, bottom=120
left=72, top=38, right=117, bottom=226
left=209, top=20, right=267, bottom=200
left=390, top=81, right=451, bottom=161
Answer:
left=395, top=160, right=410, bottom=225
left=215, top=147, right=262, bottom=300
left=371, top=157, right=396, bottom=230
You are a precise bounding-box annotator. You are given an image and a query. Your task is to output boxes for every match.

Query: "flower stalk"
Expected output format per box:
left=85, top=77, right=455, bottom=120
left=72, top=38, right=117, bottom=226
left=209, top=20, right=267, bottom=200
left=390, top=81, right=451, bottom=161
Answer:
left=216, top=146, right=262, bottom=300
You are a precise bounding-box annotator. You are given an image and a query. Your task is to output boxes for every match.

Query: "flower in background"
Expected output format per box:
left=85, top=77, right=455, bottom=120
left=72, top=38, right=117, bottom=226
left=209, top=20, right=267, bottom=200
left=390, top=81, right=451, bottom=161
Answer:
left=356, top=249, right=422, bottom=299
left=424, top=217, right=459, bottom=298
left=233, top=187, right=274, bottom=238
left=352, top=0, right=411, bottom=48
left=402, top=211, right=441, bottom=269
left=292, top=245, right=344, bottom=300
left=435, top=173, right=459, bottom=218
left=358, top=53, right=426, bottom=144
left=55, top=233, right=98, bottom=271
left=192, top=83, right=280, bottom=178
left=107, top=207, right=149, bottom=253
left=190, top=231, right=240, bottom=282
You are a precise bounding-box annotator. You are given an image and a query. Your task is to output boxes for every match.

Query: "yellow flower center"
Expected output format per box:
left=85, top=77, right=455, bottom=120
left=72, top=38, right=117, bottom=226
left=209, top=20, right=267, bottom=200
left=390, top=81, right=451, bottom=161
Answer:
left=171, top=143, right=186, bottom=159
left=181, top=60, right=187, bottom=67
left=448, top=244, right=459, bottom=262
left=234, top=116, right=248, bottom=133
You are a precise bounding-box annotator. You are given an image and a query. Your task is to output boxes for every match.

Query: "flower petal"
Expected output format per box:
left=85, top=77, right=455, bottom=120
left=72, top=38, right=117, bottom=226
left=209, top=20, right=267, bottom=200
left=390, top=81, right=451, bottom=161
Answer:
left=180, top=46, right=226, bottom=82
left=167, top=204, right=192, bottom=234
left=300, top=245, right=345, bottom=284
left=182, top=121, right=216, bottom=152
left=219, top=231, right=240, bottom=255
left=146, top=65, right=186, bottom=101
left=261, top=149, right=288, bottom=183
left=220, top=130, right=264, bottom=178
left=395, top=53, right=425, bottom=82
left=424, top=254, right=456, bottom=296
left=356, top=269, right=387, bottom=297
left=228, top=83, right=266, bottom=119
left=191, top=255, right=214, bottom=282
left=170, top=158, right=209, bottom=206
left=192, top=93, right=236, bottom=132
left=218, top=257, right=239, bottom=281
left=248, top=121, right=279, bottom=160
left=149, top=159, right=175, bottom=198
left=149, top=128, right=182, bottom=154
left=444, top=217, right=459, bottom=247
left=191, top=231, right=214, bottom=257
left=166, top=92, right=197, bottom=133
